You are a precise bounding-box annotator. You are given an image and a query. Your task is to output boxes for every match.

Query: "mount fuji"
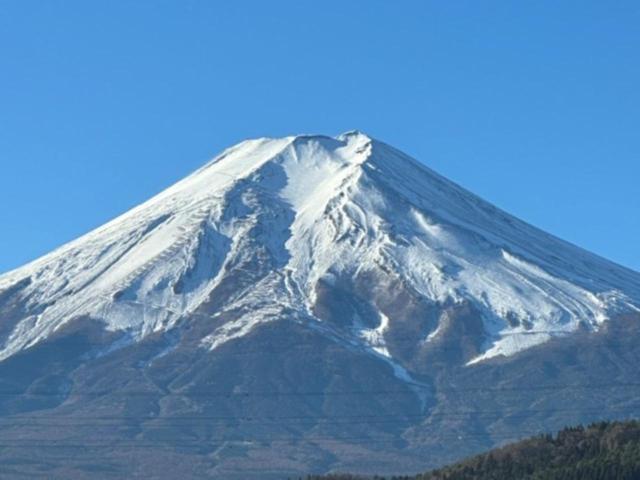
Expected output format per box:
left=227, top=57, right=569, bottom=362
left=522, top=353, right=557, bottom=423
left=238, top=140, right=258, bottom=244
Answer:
left=0, top=131, right=639, bottom=479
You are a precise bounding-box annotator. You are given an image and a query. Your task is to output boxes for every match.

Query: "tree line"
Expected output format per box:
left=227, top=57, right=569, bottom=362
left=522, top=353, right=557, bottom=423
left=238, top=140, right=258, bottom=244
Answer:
left=300, top=419, right=640, bottom=480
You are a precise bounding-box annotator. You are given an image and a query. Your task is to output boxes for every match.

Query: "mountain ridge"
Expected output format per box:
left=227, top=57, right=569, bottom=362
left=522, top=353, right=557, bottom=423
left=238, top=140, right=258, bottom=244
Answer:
left=1, top=131, right=638, bottom=365
left=0, top=132, right=639, bottom=478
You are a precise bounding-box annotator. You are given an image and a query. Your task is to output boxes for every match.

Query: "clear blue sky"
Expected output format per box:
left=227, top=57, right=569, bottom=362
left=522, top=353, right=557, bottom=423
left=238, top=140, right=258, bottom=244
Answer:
left=1, top=1, right=639, bottom=274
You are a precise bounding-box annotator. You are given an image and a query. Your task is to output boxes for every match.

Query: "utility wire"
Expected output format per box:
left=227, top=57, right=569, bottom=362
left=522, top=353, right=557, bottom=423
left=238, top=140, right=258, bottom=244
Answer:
left=1, top=381, right=639, bottom=397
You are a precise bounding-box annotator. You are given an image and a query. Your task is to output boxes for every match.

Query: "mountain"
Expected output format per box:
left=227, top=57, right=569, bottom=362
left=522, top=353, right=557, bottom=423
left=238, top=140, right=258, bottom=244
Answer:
left=308, top=420, right=640, bottom=480
left=0, top=131, right=639, bottom=479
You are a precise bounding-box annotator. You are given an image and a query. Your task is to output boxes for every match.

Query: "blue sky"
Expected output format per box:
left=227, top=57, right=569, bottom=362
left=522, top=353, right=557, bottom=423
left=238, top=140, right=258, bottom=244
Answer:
left=1, top=1, right=639, bottom=273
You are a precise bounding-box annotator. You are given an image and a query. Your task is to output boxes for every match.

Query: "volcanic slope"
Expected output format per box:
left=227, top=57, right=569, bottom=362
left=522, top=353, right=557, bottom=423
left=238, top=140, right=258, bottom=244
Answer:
left=0, top=131, right=639, bottom=479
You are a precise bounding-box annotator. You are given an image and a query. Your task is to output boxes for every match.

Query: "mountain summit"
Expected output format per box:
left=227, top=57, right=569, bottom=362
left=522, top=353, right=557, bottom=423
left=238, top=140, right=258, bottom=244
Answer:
left=0, top=132, right=639, bottom=478
left=2, top=132, right=638, bottom=363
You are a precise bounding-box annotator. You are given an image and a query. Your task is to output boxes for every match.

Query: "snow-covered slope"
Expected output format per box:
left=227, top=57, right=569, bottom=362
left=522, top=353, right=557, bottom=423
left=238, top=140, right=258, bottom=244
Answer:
left=1, top=131, right=639, bottom=365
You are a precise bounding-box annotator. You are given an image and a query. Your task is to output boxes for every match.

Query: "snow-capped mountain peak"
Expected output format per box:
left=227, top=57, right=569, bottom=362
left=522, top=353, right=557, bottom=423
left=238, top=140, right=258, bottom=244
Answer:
left=1, top=131, right=639, bottom=366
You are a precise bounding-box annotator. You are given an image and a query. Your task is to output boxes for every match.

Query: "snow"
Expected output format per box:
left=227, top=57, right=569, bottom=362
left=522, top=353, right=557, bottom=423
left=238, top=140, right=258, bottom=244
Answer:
left=1, top=131, right=639, bottom=369
left=357, top=311, right=391, bottom=357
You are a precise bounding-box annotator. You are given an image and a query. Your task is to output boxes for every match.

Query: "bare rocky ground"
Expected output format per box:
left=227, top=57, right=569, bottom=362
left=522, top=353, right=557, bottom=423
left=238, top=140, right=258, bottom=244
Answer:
left=0, top=309, right=638, bottom=479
